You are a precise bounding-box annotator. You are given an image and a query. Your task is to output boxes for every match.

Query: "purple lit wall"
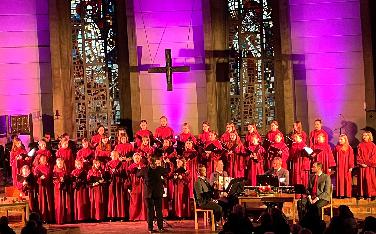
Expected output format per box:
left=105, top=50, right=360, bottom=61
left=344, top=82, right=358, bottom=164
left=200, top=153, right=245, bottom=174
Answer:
left=0, top=0, right=50, bottom=138
left=133, top=0, right=207, bottom=134
left=289, top=0, right=366, bottom=142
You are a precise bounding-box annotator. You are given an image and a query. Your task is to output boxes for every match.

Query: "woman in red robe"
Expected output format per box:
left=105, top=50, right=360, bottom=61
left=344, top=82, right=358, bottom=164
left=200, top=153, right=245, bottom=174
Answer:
left=334, top=134, right=354, bottom=198
left=312, top=133, right=336, bottom=174
left=266, top=120, right=284, bottom=144
left=76, top=138, right=94, bottom=170
left=106, top=151, right=129, bottom=220
left=183, top=140, right=198, bottom=198
left=115, top=135, right=134, bottom=159
left=223, top=132, right=245, bottom=178
left=71, top=160, right=90, bottom=222
left=128, top=153, right=147, bottom=221
left=198, top=121, right=211, bottom=145
left=244, top=123, right=262, bottom=148
left=91, top=125, right=105, bottom=149
left=95, top=134, right=112, bottom=165
left=10, top=138, right=28, bottom=185
left=34, top=155, right=54, bottom=223
left=288, top=134, right=310, bottom=187
left=171, top=158, right=190, bottom=218
left=53, top=158, right=72, bottom=224
left=178, top=122, right=197, bottom=145
left=137, top=136, right=154, bottom=164
left=33, top=139, right=53, bottom=169
left=134, top=120, right=154, bottom=148
left=204, top=131, right=223, bottom=177
left=357, top=131, right=376, bottom=198
left=220, top=122, right=236, bottom=143
left=246, top=136, right=265, bottom=186
left=56, top=138, right=75, bottom=173
left=17, top=165, right=38, bottom=213
left=290, top=121, right=307, bottom=144
left=267, top=133, right=289, bottom=169
left=87, top=159, right=105, bottom=221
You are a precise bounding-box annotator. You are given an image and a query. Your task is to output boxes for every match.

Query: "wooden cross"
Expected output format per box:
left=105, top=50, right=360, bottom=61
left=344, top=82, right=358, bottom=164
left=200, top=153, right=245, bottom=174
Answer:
left=148, top=49, right=190, bottom=91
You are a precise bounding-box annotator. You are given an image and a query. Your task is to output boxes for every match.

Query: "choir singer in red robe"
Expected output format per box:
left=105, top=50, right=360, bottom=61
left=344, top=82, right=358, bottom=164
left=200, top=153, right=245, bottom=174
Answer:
left=134, top=120, right=154, bottom=148
left=53, top=158, right=72, bottom=224
left=10, top=138, right=27, bottom=185
left=76, top=138, right=94, bottom=170
left=198, top=121, right=211, bottom=145
left=154, top=116, right=174, bottom=140
left=309, top=119, right=329, bottom=147
left=288, top=134, right=310, bottom=187
left=106, top=151, right=129, bottom=220
left=246, top=136, right=265, bottom=186
left=357, top=131, right=376, bottom=198
left=56, top=138, right=74, bottom=173
left=91, top=125, right=105, bottom=149
left=312, top=133, right=336, bottom=174
left=71, top=160, right=90, bottom=222
left=128, top=153, right=147, bottom=221
left=171, top=158, right=190, bottom=218
left=87, top=159, right=105, bottom=221
left=334, top=134, right=354, bottom=198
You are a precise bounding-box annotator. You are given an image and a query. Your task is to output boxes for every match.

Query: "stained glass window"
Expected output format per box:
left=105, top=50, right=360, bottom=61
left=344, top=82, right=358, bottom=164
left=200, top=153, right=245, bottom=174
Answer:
left=71, top=0, right=120, bottom=138
left=228, top=0, right=276, bottom=135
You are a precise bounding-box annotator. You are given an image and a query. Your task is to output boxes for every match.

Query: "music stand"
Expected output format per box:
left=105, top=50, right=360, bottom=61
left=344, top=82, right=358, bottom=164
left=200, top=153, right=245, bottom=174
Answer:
left=256, top=175, right=279, bottom=187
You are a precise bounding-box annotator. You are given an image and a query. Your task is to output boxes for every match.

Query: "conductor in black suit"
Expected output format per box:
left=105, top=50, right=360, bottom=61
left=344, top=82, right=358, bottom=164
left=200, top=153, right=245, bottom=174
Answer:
left=137, top=157, right=170, bottom=233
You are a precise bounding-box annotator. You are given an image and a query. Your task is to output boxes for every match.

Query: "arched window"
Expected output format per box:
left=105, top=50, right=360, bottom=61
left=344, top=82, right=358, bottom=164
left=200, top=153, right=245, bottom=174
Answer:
left=228, top=0, right=276, bottom=135
left=71, top=0, right=120, bottom=138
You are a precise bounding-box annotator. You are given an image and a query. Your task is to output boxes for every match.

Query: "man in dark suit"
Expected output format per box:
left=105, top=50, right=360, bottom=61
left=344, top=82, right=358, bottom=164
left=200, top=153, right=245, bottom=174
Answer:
left=298, top=161, right=331, bottom=219
left=265, top=157, right=289, bottom=185
left=137, top=157, right=170, bottom=233
left=194, top=165, right=223, bottom=227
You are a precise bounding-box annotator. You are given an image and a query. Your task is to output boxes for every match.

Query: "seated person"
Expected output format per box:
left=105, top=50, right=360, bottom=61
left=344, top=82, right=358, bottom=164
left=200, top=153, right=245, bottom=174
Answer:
left=209, top=160, right=229, bottom=190
left=298, top=162, right=331, bottom=220
left=265, top=157, right=289, bottom=186
left=194, top=165, right=223, bottom=227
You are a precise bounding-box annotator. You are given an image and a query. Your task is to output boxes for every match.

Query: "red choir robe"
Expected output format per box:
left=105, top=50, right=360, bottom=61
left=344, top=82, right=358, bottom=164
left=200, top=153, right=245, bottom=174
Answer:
left=266, top=130, right=284, bottom=143
left=312, top=142, right=336, bottom=174
left=357, top=141, right=376, bottom=197
left=128, top=163, right=147, bottom=221
left=334, top=145, right=354, bottom=197
left=90, top=134, right=103, bottom=148
left=220, top=132, right=231, bottom=143
left=53, top=166, right=72, bottom=224
left=34, top=164, right=54, bottom=223
left=115, top=143, right=134, bottom=158
left=71, top=168, right=90, bottom=221
left=183, top=149, right=198, bottom=198
left=290, top=131, right=308, bottom=144
left=204, top=140, right=223, bottom=177
left=171, top=167, right=190, bottom=218
left=33, top=149, right=53, bottom=169
left=154, top=126, right=174, bottom=140
left=134, top=129, right=154, bottom=148
left=115, top=142, right=134, bottom=170
left=95, top=143, right=112, bottom=164
left=87, top=167, right=105, bottom=221
left=10, top=148, right=28, bottom=186
left=267, top=142, right=289, bottom=169
left=244, top=132, right=262, bottom=147
left=137, top=145, right=154, bottom=164
left=224, top=140, right=245, bottom=178
left=76, top=147, right=94, bottom=170
left=56, top=147, right=75, bottom=173
left=106, top=159, right=129, bottom=219
left=179, top=132, right=197, bottom=145
left=16, top=173, right=38, bottom=213
left=198, top=131, right=210, bottom=144
left=309, top=129, right=328, bottom=147
left=288, top=141, right=311, bottom=187
left=246, top=144, right=265, bottom=186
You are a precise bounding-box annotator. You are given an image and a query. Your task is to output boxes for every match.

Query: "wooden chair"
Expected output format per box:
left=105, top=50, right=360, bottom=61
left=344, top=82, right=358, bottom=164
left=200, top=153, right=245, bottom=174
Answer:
left=193, top=198, right=215, bottom=231
left=321, top=184, right=333, bottom=220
